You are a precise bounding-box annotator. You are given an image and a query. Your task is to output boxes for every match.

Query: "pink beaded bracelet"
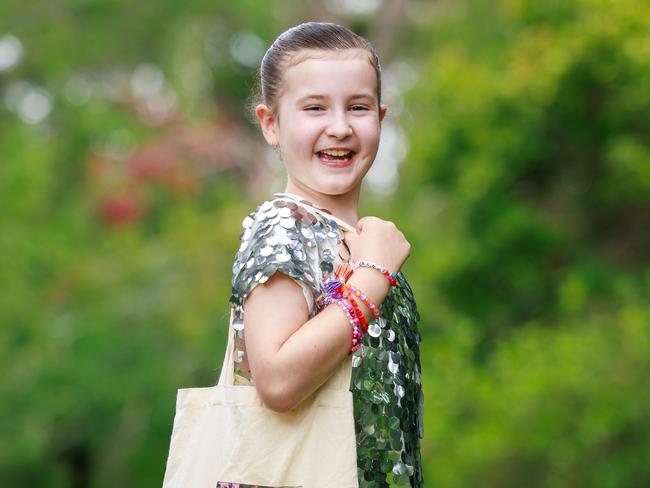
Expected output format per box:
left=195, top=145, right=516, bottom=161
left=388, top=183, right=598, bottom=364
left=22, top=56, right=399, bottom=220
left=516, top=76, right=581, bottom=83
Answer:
left=333, top=298, right=364, bottom=353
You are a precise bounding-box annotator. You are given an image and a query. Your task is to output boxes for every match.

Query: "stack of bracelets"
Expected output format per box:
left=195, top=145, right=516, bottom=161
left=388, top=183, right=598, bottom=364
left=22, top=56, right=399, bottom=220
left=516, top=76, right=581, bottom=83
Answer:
left=322, top=260, right=398, bottom=353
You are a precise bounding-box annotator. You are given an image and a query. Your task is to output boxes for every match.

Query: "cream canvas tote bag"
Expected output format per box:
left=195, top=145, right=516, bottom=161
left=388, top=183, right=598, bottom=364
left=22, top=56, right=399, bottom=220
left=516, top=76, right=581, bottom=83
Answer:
left=162, top=308, right=359, bottom=488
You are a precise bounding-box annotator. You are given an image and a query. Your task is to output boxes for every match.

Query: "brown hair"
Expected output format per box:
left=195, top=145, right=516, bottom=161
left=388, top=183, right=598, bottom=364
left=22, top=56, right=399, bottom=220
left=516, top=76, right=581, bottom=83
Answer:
left=253, top=22, right=382, bottom=114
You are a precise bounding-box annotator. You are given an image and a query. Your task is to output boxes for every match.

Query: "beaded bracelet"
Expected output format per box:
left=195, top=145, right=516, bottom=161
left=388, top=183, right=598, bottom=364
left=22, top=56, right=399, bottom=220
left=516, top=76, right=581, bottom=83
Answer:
left=324, top=279, right=369, bottom=330
left=324, top=277, right=380, bottom=322
left=345, top=295, right=368, bottom=333
left=332, top=298, right=364, bottom=353
left=352, top=260, right=398, bottom=287
left=342, top=282, right=381, bottom=318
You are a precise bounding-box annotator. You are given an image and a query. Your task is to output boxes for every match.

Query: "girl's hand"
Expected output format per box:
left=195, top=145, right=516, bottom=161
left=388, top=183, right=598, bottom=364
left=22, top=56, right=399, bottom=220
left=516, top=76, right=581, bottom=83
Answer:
left=343, top=216, right=411, bottom=273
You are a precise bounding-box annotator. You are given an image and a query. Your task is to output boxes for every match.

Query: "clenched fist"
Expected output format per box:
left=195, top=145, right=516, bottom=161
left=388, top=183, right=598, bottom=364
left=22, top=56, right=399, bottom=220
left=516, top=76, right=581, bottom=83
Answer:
left=343, top=216, right=411, bottom=274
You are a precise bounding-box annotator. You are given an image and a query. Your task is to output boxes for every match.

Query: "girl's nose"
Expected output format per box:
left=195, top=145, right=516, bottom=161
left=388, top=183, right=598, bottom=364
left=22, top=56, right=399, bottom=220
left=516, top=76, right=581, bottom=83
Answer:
left=325, top=111, right=353, bottom=138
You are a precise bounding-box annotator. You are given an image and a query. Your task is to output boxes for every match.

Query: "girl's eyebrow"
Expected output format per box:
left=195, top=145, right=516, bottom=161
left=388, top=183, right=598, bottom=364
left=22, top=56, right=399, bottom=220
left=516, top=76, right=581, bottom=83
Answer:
left=295, top=94, right=328, bottom=104
left=349, top=92, right=375, bottom=99
left=295, top=93, right=375, bottom=104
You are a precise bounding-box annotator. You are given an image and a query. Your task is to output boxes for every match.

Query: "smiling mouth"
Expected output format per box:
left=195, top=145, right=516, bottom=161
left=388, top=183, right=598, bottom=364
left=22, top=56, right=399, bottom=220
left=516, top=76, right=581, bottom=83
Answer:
left=317, top=149, right=356, bottom=166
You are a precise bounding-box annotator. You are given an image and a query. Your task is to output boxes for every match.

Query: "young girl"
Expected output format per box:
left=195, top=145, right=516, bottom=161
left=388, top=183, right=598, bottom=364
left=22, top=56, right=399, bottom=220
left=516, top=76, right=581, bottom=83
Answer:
left=226, top=22, right=423, bottom=487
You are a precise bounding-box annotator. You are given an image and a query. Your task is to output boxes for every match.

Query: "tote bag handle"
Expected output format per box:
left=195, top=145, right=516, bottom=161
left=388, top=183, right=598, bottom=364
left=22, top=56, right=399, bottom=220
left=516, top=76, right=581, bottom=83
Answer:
left=217, top=308, right=237, bottom=387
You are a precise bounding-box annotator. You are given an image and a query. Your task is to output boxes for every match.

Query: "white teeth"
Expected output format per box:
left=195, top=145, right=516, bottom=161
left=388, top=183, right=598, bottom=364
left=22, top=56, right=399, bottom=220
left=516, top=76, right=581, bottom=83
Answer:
left=320, top=149, right=351, bottom=157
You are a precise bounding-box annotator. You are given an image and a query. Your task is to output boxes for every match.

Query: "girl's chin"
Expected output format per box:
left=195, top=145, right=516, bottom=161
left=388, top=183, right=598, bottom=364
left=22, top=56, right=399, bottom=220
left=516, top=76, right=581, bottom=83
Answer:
left=303, top=177, right=361, bottom=196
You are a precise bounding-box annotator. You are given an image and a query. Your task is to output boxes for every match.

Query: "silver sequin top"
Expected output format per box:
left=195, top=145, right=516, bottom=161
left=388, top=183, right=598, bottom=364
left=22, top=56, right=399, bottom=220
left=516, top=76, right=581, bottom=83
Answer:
left=229, top=192, right=423, bottom=487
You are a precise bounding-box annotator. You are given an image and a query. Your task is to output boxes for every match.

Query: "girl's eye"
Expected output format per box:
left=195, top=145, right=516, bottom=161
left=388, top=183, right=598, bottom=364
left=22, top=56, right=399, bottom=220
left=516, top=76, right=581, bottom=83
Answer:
left=350, top=105, right=370, bottom=111
left=305, top=106, right=324, bottom=111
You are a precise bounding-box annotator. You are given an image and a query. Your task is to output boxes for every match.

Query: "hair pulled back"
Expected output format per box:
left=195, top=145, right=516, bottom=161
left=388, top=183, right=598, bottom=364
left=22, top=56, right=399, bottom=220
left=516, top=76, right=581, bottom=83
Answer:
left=256, top=22, right=382, bottom=113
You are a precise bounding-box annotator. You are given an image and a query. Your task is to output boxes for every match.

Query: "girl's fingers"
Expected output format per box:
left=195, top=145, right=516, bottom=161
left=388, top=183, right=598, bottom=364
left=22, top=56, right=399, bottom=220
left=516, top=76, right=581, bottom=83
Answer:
left=342, top=230, right=358, bottom=250
left=355, top=217, right=367, bottom=233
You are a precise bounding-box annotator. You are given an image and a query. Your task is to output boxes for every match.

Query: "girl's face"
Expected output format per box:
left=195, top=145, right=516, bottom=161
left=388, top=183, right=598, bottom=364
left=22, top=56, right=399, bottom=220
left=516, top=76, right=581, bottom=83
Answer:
left=256, top=49, right=387, bottom=199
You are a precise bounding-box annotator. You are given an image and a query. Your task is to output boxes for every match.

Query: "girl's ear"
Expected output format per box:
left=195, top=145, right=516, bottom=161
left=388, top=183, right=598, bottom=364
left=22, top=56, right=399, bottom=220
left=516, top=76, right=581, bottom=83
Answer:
left=255, top=103, right=279, bottom=146
left=379, top=103, right=388, bottom=124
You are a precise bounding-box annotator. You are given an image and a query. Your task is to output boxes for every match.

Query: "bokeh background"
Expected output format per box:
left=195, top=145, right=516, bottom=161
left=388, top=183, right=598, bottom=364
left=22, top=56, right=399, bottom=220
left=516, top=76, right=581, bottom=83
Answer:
left=2, top=0, right=650, bottom=486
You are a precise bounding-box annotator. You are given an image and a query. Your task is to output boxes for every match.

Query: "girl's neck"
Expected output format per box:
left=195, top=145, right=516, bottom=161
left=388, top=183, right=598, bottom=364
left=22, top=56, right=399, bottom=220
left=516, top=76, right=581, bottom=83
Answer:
left=283, top=181, right=360, bottom=228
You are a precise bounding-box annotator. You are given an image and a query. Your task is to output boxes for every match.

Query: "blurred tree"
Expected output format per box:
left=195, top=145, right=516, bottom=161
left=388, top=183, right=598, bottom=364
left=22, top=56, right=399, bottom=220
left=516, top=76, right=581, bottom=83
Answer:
left=3, top=0, right=650, bottom=485
left=0, top=1, right=304, bottom=486
left=0, top=1, right=411, bottom=486
left=395, top=0, right=650, bottom=485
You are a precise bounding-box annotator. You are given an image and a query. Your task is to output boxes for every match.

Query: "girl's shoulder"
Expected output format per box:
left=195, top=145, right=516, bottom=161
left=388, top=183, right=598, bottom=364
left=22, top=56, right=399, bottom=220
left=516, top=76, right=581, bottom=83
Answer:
left=237, top=192, right=350, bottom=247
left=230, top=193, right=343, bottom=308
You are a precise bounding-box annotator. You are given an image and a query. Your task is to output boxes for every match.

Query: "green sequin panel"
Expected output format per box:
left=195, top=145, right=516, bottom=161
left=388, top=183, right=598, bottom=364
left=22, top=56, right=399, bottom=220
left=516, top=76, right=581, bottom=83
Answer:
left=351, top=273, right=423, bottom=487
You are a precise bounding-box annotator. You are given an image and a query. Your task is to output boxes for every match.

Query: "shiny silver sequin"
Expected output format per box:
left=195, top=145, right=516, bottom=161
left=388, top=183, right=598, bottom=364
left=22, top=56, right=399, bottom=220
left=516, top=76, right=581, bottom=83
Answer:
left=278, top=235, right=293, bottom=245
left=260, top=246, right=273, bottom=257
left=235, top=350, right=245, bottom=363
left=368, top=322, right=382, bottom=338
left=266, top=235, right=279, bottom=246
left=276, top=252, right=291, bottom=263
left=280, top=217, right=295, bottom=229
left=232, top=317, right=244, bottom=331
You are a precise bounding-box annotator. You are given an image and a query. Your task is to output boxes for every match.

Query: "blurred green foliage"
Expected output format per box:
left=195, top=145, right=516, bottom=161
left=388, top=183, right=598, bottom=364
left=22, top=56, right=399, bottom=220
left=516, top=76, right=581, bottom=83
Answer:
left=398, top=0, right=650, bottom=485
left=1, top=0, right=649, bottom=486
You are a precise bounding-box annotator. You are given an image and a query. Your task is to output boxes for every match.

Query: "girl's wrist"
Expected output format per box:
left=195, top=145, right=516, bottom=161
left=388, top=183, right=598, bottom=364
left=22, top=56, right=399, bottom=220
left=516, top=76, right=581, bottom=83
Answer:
left=352, top=260, right=398, bottom=287
left=346, top=268, right=390, bottom=319
left=320, top=262, right=395, bottom=353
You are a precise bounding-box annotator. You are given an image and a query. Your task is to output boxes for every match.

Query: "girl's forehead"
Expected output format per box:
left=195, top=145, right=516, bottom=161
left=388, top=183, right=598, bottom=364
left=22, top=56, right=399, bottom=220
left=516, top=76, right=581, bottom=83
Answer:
left=284, top=48, right=373, bottom=68
left=279, top=49, right=378, bottom=96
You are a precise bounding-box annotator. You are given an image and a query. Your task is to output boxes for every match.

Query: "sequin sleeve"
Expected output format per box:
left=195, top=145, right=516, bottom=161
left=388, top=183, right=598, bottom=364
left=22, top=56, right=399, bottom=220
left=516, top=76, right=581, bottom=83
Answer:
left=229, top=197, right=337, bottom=315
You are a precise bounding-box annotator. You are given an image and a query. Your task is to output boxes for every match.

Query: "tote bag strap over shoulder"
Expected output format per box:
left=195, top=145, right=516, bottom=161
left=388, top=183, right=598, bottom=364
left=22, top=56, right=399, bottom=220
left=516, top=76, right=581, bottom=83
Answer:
left=217, top=308, right=238, bottom=386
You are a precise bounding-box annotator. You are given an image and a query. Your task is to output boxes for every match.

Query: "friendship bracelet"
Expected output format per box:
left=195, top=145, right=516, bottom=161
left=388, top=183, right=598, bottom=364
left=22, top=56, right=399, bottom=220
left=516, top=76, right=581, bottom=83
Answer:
left=322, top=276, right=379, bottom=353
left=344, top=295, right=368, bottom=334
left=342, top=282, right=380, bottom=318
left=352, top=260, right=398, bottom=287
left=332, top=298, right=364, bottom=353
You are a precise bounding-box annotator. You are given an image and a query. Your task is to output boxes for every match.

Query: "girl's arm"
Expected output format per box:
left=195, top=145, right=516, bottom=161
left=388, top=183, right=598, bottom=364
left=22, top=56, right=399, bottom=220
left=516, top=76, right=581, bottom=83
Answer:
left=243, top=267, right=390, bottom=412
